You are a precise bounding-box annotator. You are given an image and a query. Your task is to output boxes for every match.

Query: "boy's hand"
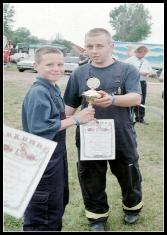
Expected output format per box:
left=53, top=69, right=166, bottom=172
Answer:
left=93, top=90, right=113, bottom=108
left=76, top=107, right=95, bottom=124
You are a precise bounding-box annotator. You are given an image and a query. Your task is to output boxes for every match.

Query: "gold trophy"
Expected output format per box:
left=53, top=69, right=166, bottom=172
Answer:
left=82, top=77, right=101, bottom=107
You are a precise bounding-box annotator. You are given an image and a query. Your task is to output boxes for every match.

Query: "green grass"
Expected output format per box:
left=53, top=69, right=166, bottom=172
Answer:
left=3, top=73, right=164, bottom=232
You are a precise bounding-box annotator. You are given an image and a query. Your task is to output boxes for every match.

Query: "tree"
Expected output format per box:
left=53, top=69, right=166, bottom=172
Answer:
left=109, top=3, right=152, bottom=42
left=11, top=27, right=31, bottom=47
left=27, top=35, right=42, bottom=45
left=52, top=39, right=72, bottom=53
left=12, top=27, right=44, bottom=46
left=3, top=3, right=15, bottom=39
left=3, top=4, right=45, bottom=46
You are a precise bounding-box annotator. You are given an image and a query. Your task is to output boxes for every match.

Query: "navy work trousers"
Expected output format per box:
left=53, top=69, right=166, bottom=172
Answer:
left=77, top=158, right=142, bottom=221
left=23, top=150, right=69, bottom=231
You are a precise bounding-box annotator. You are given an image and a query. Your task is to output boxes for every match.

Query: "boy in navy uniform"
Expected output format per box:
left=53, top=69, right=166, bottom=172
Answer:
left=22, top=47, right=95, bottom=231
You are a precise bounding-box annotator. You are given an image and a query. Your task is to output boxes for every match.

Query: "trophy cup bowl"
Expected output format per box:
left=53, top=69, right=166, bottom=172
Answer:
left=82, top=89, right=101, bottom=107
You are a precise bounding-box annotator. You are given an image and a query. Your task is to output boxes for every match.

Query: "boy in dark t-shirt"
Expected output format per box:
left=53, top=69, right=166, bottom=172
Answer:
left=64, top=28, right=143, bottom=231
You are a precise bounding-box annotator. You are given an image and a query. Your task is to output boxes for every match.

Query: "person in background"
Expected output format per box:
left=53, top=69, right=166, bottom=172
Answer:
left=125, top=46, right=153, bottom=125
left=159, top=68, right=164, bottom=82
left=78, top=49, right=90, bottom=66
left=159, top=68, right=164, bottom=99
left=22, top=47, right=95, bottom=231
left=64, top=28, right=143, bottom=231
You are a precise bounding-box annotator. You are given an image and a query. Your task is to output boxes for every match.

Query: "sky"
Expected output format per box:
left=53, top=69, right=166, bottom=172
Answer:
left=10, top=3, right=164, bottom=47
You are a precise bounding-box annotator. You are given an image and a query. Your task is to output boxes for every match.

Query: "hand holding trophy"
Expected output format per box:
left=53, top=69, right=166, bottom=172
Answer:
left=82, top=77, right=101, bottom=107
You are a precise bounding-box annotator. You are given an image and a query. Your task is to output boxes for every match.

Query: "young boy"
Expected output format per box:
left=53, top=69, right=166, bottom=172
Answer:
left=22, top=47, right=95, bottom=231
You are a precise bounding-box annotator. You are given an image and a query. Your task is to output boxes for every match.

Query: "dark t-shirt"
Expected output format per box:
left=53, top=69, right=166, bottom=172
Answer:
left=64, top=60, right=141, bottom=111
left=64, top=61, right=141, bottom=160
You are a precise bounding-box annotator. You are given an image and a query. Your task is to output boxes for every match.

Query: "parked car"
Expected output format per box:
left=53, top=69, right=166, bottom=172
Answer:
left=64, top=56, right=79, bottom=74
left=10, top=52, right=28, bottom=63
left=17, top=57, right=36, bottom=72
left=17, top=56, right=79, bottom=73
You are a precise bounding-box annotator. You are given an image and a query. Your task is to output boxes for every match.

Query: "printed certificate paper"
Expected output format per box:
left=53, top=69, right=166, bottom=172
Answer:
left=80, top=119, right=115, bottom=160
left=3, top=125, right=57, bottom=218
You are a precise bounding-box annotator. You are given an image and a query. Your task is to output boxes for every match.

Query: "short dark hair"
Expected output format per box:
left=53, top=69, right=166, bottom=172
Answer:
left=85, top=28, right=112, bottom=42
left=35, top=47, right=63, bottom=64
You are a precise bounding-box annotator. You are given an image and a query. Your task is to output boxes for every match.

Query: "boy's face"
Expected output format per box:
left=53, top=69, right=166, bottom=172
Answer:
left=85, top=34, right=113, bottom=66
left=34, top=53, right=64, bottom=83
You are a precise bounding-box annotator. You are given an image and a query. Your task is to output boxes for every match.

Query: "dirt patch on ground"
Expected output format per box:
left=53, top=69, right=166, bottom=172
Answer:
left=3, top=70, right=69, bottom=87
left=4, top=70, right=163, bottom=95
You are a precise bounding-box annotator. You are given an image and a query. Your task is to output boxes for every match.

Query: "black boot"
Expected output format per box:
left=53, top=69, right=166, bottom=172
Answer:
left=124, top=212, right=140, bottom=224
left=90, top=222, right=106, bottom=231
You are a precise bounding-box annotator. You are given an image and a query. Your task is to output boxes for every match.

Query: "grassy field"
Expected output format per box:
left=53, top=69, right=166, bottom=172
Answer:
left=3, top=69, right=164, bottom=232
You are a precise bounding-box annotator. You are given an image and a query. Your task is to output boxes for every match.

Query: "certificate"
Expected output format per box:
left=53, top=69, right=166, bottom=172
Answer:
left=80, top=119, right=115, bottom=160
left=3, top=125, right=57, bottom=218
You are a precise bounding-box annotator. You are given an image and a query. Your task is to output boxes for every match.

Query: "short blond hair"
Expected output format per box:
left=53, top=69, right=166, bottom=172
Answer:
left=134, top=46, right=149, bottom=53
left=35, top=47, right=63, bottom=64
left=85, top=28, right=112, bottom=43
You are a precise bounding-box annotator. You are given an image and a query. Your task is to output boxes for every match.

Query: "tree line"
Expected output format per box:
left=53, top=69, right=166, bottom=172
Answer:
left=3, top=3, right=152, bottom=48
